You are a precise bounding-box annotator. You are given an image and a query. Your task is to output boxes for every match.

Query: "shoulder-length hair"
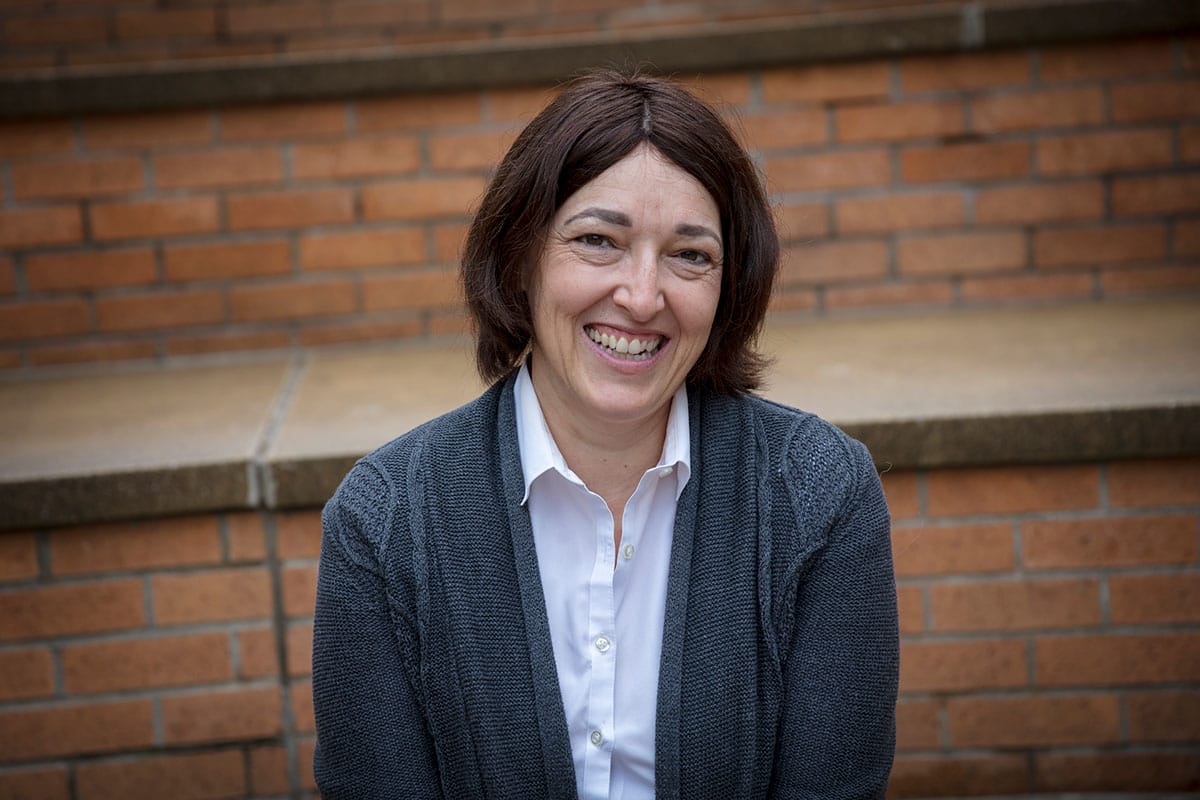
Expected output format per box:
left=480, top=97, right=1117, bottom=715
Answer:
left=461, top=69, right=779, bottom=395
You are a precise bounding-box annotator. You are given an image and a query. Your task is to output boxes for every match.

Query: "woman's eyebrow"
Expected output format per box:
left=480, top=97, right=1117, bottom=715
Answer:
left=676, top=223, right=722, bottom=245
left=563, top=207, right=630, bottom=227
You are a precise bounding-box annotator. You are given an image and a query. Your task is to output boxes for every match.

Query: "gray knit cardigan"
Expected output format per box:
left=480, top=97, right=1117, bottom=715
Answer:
left=313, top=374, right=898, bottom=799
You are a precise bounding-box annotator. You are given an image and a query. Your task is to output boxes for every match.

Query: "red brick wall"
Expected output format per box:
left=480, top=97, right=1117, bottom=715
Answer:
left=1, top=456, right=1197, bottom=797
left=2, top=34, right=1199, bottom=369
left=0, top=0, right=949, bottom=72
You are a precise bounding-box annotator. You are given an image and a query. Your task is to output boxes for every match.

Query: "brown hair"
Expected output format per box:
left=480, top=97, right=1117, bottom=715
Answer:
left=461, top=69, right=779, bottom=395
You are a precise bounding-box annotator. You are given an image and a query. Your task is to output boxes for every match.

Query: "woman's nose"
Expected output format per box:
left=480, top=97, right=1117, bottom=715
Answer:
left=613, top=251, right=665, bottom=320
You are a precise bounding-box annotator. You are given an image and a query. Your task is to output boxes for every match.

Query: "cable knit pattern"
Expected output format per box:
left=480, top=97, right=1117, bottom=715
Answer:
left=313, top=373, right=898, bottom=799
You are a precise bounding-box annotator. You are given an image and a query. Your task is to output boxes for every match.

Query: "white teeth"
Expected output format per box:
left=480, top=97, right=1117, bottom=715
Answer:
left=586, top=326, right=662, bottom=360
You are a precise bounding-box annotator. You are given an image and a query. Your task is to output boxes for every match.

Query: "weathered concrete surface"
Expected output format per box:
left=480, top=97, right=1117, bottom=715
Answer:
left=1, top=299, right=1196, bottom=527
left=2, top=0, right=1196, bottom=118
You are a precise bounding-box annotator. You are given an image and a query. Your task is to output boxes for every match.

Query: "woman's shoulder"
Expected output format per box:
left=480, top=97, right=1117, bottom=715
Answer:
left=731, top=392, right=868, bottom=478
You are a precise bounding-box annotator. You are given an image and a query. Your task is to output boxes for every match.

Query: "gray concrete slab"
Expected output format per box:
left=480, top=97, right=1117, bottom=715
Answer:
left=0, top=360, right=290, bottom=529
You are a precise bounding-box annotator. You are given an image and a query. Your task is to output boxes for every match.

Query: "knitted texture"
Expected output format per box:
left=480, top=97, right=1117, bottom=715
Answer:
left=312, top=374, right=898, bottom=799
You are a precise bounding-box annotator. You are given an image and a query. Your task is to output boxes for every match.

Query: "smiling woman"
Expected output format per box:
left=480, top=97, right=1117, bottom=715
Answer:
left=312, top=70, right=899, bottom=800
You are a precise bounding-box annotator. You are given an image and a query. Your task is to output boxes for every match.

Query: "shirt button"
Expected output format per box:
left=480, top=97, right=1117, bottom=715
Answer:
left=622, top=543, right=635, bottom=560
left=595, top=635, right=611, bottom=653
left=658, top=465, right=674, bottom=478
left=590, top=730, right=603, bottom=747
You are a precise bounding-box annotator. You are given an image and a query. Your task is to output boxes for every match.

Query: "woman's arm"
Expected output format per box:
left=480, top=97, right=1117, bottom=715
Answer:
left=770, top=437, right=899, bottom=800
left=312, top=461, right=445, bottom=800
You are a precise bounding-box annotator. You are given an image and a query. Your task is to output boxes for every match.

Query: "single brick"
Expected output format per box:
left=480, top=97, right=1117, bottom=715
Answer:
left=1127, top=691, right=1200, bottom=743
left=76, top=750, right=244, bottom=800
left=1182, top=125, right=1200, bottom=163
left=895, top=700, right=939, bottom=751
left=301, top=228, right=426, bottom=271
left=0, top=255, right=14, bottom=296
left=362, top=177, right=486, bottom=221
left=0, top=699, right=155, bottom=761
left=226, top=512, right=267, bottom=562
left=283, top=564, right=317, bottom=618
left=299, top=318, right=423, bottom=346
left=761, top=61, right=890, bottom=104
left=896, top=586, right=923, bottom=635
left=930, top=578, right=1102, bottom=632
left=1037, top=129, right=1174, bottom=176
left=287, top=621, right=313, bottom=677
left=226, top=188, right=355, bottom=231
left=1032, top=221, right=1161, bottom=268
left=901, top=141, right=1030, bottom=183
left=825, top=281, right=955, bottom=311
left=1023, top=515, right=1198, bottom=569
left=277, top=511, right=322, bottom=559
left=897, top=231, right=1026, bottom=277
left=62, top=632, right=232, bottom=694
left=926, top=463, right=1099, bottom=516
left=3, top=14, right=106, bottom=46
left=975, top=181, right=1104, bottom=225
left=229, top=280, right=357, bottom=322
left=291, top=681, right=316, bottom=733
left=0, top=300, right=90, bottom=342
left=1110, top=572, right=1200, bottom=625
left=889, top=755, right=1029, bottom=799
left=328, top=1, right=432, bottom=26
left=237, top=626, right=279, bottom=679
left=1035, top=633, right=1200, bottom=686
left=774, top=202, right=830, bottom=242
left=249, top=744, right=291, bottom=796
left=971, top=87, right=1103, bottom=133
left=161, top=686, right=281, bottom=745
left=900, top=639, right=1027, bottom=693
left=836, top=100, right=964, bottom=143
left=226, top=2, right=325, bottom=34
left=115, top=8, right=216, bottom=39
left=0, top=206, right=84, bottom=248
left=29, top=340, right=157, bottom=367
left=292, top=136, right=421, bottom=179
left=166, top=330, right=291, bottom=357
left=962, top=272, right=1094, bottom=303
left=1109, top=458, right=1200, bottom=507
left=1039, top=38, right=1174, bottom=82
left=836, top=192, right=963, bottom=234
left=433, top=222, right=469, bottom=263
left=1102, top=265, right=1200, bottom=295
left=1113, top=174, right=1200, bottom=216
left=429, top=130, right=518, bottom=171
left=82, top=111, right=212, bottom=150
left=1111, top=79, right=1200, bottom=123
left=892, top=522, right=1014, bottom=577
left=778, top=240, right=889, bottom=285
left=880, top=471, right=919, bottom=519
left=441, top=0, right=538, bottom=23
left=165, top=239, right=292, bottom=282
left=946, top=694, right=1120, bottom=748
left=0, top=648, right=55, bottom=701
left=90, top=197, right=219, bottom=241
left=0, top=767, right=69, bottom=800
left=900, top=50, right=1031, bottom=93
left=487, top=85, right=557, bottom=124
left=1035, top=750, right=1200, bottom=792
left=0, top=532, right=39, bottom=582
left=0, top=120, right=74, bottom=157
left=50, top=515, right=222, bottom=575
left=357, top=92, right=482, bottom=132
left=12, top=157, right=144, bottom=200
left=362, top=270, right=462, bottom=311
left=25, top=247, right=157, bottom=292
left=152, top=568, right=272, bottom=625
left=154, top=147, right=283, bottom=190
left=738, top=110, right=827, bottom=151
left=0, top=579, right=145, bottom=641
left=766, top=149, right=891, bottom=192
left=297, top=737, right=317, bottom=790
left=220, top=101, right=346, bottom=141
left=1178, top=220, right=1200, bottom=257
left=96, top=289, right=224, bottom=333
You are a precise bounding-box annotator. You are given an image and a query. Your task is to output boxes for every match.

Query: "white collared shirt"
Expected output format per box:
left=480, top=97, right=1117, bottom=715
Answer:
left=514, top=362, right=690, bottom=800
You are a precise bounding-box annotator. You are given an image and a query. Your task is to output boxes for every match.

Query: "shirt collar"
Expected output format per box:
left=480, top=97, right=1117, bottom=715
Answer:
left=513, top=360, right=691, bottom=505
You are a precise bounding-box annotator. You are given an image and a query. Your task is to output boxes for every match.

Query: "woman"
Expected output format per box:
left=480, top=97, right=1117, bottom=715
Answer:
left=313, top=70, right=898, bottom=799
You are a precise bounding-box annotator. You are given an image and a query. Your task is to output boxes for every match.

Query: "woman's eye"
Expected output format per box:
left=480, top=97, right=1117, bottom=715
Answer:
left=677, top=249, right=712, bottom=265
left=578, top=233, right=610, bottom=248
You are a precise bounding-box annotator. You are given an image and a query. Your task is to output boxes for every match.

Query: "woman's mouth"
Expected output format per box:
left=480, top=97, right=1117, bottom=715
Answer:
left=585, top=325, right=664, bottom=360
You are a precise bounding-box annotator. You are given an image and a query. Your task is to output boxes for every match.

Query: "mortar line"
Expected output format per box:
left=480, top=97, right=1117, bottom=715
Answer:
left=252, top=354, right=309, bottom=510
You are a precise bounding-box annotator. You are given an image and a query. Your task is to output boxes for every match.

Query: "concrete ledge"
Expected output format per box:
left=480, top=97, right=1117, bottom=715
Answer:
left=1, top=299, right=1197, bottom=529
left=1, top=0, right=1197, bottom=119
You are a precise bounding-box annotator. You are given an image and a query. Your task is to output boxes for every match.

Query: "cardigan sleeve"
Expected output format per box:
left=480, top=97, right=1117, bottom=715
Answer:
left=312, top=459, right=445, bottom=800
left=769, top=435, right=899, bottom=800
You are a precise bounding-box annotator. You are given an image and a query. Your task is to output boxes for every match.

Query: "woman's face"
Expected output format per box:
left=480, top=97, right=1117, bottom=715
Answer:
left=527, top=143, right=723, bottom=434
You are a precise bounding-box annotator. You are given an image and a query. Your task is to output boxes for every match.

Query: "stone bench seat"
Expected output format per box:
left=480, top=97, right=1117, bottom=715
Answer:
left=2, top=298, right=1197, bottom=531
